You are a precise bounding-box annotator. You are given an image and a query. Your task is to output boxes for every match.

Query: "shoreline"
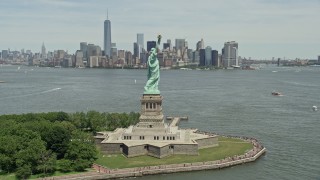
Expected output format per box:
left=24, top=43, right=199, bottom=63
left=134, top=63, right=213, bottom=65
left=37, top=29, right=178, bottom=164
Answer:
left=91, top=148, right=266, bottom=180
left=38, top=133, right=265, bottom=180
left=92, top=134, right=265, bottom=179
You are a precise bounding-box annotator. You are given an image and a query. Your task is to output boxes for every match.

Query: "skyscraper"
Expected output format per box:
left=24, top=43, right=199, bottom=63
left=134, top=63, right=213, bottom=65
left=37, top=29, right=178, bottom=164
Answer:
left=199, top=49, right=206, bottom=66
left=104, top=16, right=112, bottom=57
left=80, top=42, right=88, bottom=61
left=163, top=43, right=170, bottom=50
left=1, top=50, right=8, bottom=60
left=222, top=41, right=238, bottom=67
left=205, top=46, right=212, bottom=66
left=137, top=33, right=144, bottom=50
left=147, top=41, right=156, bottom=52
left=196, top=38, right=205, bottom=51
left=211, top=50, right=218, bottom=66
left=41, top=42, right=46, bottom=58
left=175, top=39, right=185, bottom=51
left=133, top=42, right=140, bottom=59
left=75, top=50, right=84, bottom=68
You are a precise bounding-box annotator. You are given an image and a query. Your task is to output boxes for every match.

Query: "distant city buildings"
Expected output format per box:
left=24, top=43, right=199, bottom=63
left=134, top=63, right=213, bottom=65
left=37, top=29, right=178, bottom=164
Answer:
left=133, top=42, right=140, bottom=60
left=104, top=17, right=112, bottom=57
left=196, top=38, right=204, bottom=51
left=147, top=41, right=156, bottom=52
left=205, top=46, right=212, bottom=66
left=2, top=18, right=317, bottom=69
left=41, top=42, right=46, bottom=58
left=80, top=42, right=88, bottom=62
left=1, top=50, right=8, bottom=60
left=199, top=49, right=206, bottom=66
left=212, top=50, right=219, bottom=66
left=222, top=41, right=239, bottom=68
left=137, top=33, right=144, bottom=50
left=75, top=50, right=84, bottom=68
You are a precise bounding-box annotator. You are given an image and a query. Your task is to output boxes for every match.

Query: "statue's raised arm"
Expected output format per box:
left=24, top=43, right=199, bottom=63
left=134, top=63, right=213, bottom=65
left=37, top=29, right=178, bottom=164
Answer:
left=144, top=35, right=161, bottom=94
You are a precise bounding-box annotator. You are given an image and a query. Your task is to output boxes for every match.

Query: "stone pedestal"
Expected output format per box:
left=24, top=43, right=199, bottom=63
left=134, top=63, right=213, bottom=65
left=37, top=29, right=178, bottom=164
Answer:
left=135, top=94, right=164, bottom=129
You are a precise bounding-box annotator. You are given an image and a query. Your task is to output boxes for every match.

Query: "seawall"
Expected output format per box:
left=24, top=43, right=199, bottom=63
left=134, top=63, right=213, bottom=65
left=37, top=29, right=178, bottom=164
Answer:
left=87, top=132, right=266, bottom=179
left=38, top=135, right=266, bottom=180
left=91, top=147, right=266, bottom=180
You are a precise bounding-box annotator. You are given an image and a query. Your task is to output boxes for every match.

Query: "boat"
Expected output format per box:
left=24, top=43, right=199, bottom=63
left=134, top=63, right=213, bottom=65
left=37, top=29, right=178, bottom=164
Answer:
left=312, top=106, right=318, bottom=111
left=271, top=91, right=282, bottom=96
left=242, top=65, right=256, bottom=70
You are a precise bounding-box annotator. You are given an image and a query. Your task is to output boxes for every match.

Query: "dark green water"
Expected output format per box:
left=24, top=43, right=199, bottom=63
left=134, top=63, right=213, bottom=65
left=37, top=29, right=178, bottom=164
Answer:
left=0, top=65, right=319, bottom=179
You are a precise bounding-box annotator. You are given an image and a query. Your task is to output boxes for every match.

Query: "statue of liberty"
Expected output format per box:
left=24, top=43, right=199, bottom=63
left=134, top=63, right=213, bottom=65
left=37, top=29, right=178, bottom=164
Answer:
left=144, top=35, right=161, bottom=94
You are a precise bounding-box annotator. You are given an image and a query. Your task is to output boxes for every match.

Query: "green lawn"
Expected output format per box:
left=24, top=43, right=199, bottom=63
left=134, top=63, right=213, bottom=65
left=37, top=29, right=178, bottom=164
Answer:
left=95, top=136, right=253, bottom=169
left=0, top=173, right=16, bottom=180
left=0, top=169, right=93, bottom=180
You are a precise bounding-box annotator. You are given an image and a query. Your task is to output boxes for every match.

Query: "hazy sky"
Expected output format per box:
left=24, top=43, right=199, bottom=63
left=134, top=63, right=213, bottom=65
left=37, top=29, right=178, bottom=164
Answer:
left=1, top=0, right=319, bottom=59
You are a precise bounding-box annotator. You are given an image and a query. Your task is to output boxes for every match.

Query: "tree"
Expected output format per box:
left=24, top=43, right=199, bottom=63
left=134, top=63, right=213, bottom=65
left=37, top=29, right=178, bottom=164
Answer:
left=15, top=165, right=32, bottom=180
left=87, top=111, right=105, bottom=133
left=0, top=136, right=19, bottom=172
left=14, top=137, right=47, bottom=172
left=69, top=112, right=87, bottom=129
left=57, top=159, right=73, bottom=172
left=42, top=123, right=71, bottom=158
left=64, top=131, right=97, bottom=171
left=36, top=150, right=56, bottom=175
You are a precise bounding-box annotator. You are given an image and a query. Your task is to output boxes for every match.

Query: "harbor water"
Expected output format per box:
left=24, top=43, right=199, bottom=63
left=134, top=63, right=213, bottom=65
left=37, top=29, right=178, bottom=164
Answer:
left=0, top=65, right=319, bottom=179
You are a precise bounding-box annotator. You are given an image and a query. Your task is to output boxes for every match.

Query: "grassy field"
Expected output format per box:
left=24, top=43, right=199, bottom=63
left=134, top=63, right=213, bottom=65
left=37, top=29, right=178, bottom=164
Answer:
left=0, top=173, right=16, bottom=180
left=95, top=136, right=253, bottom=169
left=0, top=169, right=93, bottom=180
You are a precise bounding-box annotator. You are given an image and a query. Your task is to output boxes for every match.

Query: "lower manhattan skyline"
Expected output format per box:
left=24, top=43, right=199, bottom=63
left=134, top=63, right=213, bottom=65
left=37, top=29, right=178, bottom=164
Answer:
left=0, top=0, right=319, bottom=59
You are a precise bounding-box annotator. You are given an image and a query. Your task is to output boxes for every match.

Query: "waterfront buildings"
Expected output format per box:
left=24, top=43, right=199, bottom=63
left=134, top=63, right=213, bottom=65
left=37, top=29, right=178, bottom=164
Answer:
left=205, top=46, right=212, bottom=66
left=193, top=51, right=200, bottom=64
left=199, top=49, right=206, bottom=66
left=222, top=41, right=239, bottom=68
left=75, top=50, right=84, bottom=67
left=1, top=50, right=8, bottom=60
left=212, top=50, right=219, bottom=66
left=80, top=42, right=88, bottom=62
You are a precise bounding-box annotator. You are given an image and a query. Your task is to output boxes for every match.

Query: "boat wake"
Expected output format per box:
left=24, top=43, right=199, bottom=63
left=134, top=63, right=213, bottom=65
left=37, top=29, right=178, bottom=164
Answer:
left=0, top=88, right=61, bottom=100
left=41, top=88, right=61, bottom=93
